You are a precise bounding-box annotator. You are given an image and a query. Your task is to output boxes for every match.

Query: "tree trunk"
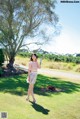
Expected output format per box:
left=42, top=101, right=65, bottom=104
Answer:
left=7, top=56, right=15, bottom=70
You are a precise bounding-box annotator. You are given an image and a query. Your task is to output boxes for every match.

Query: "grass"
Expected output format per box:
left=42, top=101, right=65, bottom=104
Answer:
left=14, top=55, right=80, bottom=72
left=0, top=74, right=80, bottom=119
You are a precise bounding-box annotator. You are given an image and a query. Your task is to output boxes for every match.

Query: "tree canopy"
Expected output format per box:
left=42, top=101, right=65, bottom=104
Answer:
left=0, top=0, right=58, bottom=69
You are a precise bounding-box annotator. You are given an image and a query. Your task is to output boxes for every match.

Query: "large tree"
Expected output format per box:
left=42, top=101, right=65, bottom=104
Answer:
left=0, top=0, right=58, bottom=69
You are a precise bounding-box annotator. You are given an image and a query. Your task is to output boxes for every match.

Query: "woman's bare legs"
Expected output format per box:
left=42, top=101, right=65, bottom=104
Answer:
left=26, top=84, right=31, bottom=101
left=27, top=83, right=36, bottom=102
left=30, top=84, right=36, bottom=102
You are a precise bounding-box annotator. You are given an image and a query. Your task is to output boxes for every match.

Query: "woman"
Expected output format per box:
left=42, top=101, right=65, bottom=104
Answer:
left=26, top=54, right=41, bottom=103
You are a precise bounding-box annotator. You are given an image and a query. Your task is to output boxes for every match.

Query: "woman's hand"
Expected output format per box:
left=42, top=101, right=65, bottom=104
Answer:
left=36, top=61, right=41, bottom=68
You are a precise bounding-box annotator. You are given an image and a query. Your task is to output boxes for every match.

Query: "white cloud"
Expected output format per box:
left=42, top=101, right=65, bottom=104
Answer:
left=42, top=28, right=80, bottom=54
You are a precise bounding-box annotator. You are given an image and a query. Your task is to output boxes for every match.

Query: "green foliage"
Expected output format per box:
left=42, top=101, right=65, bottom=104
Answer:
left=18, top=51, right=80, bottom=64
left=0, top=0, right=58, bottom=68
left=0, top=67, right=3, bottom=76
left=0, top=49, right=4, bottom=76
left=18, top=52, right=32, bottom=58
left=0, top=49, right=4, bottom=66
left=43, top=54, right=80, bottom=64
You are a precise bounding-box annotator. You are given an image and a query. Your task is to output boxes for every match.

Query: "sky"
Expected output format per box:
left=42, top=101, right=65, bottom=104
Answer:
left=42, top=0, right=80, bottom=54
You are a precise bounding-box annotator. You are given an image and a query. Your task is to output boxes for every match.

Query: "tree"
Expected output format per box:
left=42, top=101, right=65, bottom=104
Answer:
left=0, top=0, right=58, bottom=70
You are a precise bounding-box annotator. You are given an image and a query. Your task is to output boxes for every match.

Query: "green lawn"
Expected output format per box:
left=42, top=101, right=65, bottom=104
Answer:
left=0, top=74, right=80, bottom=119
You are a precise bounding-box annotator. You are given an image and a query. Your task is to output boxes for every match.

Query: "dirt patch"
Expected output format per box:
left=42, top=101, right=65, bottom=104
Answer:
left=41, top=86, right=62, bottom=93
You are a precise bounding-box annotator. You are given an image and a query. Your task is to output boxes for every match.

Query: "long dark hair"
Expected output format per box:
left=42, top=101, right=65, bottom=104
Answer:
left=30, top=54, right=38, bottom=61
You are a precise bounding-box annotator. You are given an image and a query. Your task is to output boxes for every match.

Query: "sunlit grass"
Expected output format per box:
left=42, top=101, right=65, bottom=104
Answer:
left=0, top=74, right=80, bottom=119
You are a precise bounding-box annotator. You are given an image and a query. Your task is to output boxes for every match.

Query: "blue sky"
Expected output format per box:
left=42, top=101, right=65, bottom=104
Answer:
left=42, top=0, right=80, bottom=54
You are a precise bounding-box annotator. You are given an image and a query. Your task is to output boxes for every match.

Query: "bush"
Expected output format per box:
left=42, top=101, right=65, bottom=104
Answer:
left=0, top=67, right=3, bottom=76
left=18, top=51, right=80, bottom=64
left=0, top=49, right=4, bottom=66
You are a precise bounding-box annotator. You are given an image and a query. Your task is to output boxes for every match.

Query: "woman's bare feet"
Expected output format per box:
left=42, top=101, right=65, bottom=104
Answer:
left=33, top=98, right=36, bottom=103
left=26, top=97, right=29, bottom=101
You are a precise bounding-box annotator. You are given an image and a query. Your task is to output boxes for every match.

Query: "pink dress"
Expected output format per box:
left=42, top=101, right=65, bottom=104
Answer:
left=27, top=61, right=40, bottom=84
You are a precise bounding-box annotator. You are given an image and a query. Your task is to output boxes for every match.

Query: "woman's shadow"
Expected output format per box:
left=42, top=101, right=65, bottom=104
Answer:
left=30, top=101, right=50, bottom=115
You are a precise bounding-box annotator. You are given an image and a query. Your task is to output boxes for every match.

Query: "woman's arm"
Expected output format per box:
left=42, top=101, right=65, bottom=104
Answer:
left=36, top=61, right=41, bottom=68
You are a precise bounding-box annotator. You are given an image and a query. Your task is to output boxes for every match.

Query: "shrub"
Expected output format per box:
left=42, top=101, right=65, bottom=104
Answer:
left=0, top=67, right=3, bottom=76
left=0, top=49, right=4, bottom=66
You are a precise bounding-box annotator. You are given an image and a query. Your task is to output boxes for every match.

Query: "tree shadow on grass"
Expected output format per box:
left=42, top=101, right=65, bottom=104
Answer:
left=30, top=101, right=50, bottom=115
left=0, top=74, right=80, bottom=96
left=35, top=74, right=80, bottom=95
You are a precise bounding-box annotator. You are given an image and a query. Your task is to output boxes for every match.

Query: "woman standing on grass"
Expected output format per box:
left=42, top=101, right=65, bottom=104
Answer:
left=26, top=54, right=41, bottom=103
